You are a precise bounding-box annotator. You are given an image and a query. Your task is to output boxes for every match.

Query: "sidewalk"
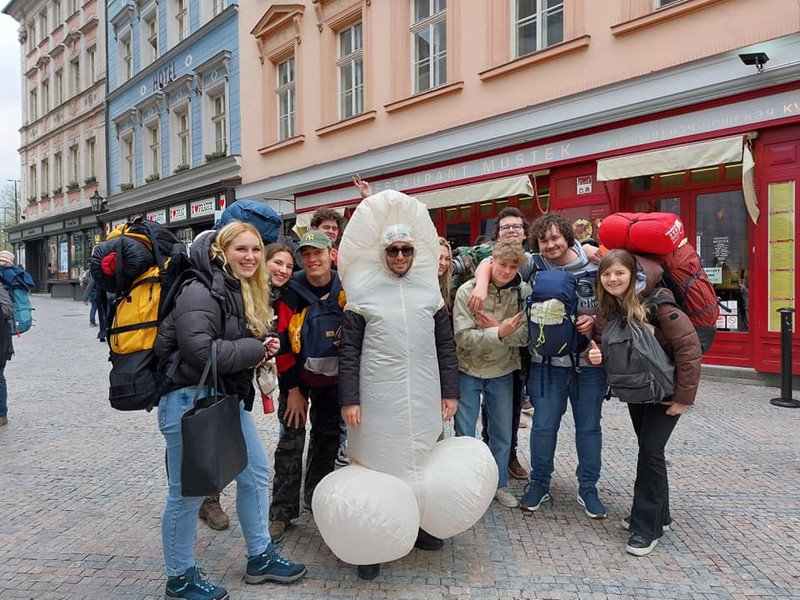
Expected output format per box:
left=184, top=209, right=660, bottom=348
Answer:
left=0, top=296, right=799, bottom=600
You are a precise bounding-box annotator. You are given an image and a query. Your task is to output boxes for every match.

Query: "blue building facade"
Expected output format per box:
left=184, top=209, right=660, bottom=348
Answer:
left=104, top=0, right=241, bottom=239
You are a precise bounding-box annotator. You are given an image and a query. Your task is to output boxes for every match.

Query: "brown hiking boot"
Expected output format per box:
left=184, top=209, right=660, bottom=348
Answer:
left=508, top=454, right=528, bottom=480
left=269, top=520, right=289, bottom=543
left=199, top=494, right=229, bottom=531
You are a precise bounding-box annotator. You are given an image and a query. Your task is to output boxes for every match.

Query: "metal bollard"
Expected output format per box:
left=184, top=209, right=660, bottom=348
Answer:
left=770, top=307, right=800, bottom=408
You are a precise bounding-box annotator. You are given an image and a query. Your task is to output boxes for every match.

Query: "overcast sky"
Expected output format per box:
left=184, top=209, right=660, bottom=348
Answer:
left=0, top=14, right=21, bottom=185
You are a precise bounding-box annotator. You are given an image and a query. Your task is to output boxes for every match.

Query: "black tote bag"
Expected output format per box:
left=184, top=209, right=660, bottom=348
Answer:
left=180, top=342, right=248, bottom=497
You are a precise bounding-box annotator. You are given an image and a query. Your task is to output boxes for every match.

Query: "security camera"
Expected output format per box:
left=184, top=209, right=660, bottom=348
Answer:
left=738, top=52, right=769, bottom=73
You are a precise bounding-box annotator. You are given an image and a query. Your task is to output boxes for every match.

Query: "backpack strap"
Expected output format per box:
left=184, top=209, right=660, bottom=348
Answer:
left=289, top=273, right=342, bottom=306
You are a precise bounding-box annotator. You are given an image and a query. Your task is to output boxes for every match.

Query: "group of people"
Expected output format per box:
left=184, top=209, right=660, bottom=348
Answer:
left=141, top=180, right=700, bottom=599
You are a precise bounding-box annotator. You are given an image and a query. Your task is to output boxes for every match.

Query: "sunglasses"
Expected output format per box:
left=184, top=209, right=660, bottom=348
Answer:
left=386, top=246, right=415, bottom=257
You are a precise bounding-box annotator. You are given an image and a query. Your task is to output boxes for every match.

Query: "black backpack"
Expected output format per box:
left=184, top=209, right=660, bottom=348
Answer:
left=601, top=292, right=676, bottom=404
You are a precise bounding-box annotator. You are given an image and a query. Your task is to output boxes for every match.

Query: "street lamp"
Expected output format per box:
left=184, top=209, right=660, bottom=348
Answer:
left=89, top=190, right=108, bottom=238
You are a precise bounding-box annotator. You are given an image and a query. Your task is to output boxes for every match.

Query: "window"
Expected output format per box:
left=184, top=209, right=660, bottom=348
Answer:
left=411, top=0, right=447, bottom=93
left=26, top=23, right=35, bottom=53
left=68, top=0, right=78, bottom=16
left=68, top=145, right=79, bottom=183
left=71, top=58, right=80, bottom=96
left=338, top=22, right=364, bottom=120
left=85, top=138, right=96, bottom=179
left=29, top=88, right=38, bottom=121
left=655, top=0, right=683, bottom=7
left=40, top=159, right=49, bottom=197
left=54, top=152, right=63, bottom=190
left=176, top=0, right=189, bottom=42
left=276, top=57, right=295, bottom=141
left=514, top=0, right=564, bottom=58
left=54, top=70, right=63, bottom=104
left=212, top=0, right=224, bottom=17
left=146, top=122, right=161, bottom=178
left=119, top=35, right=133, bottom=82
left=29, top=164, right=37, bottom=199
left=121, top=134, right=135, bottom=185
left=42, top=80, right=50, bottom=113
left=39, top=10, right=48, bottom=41
left=54, top=0, right=62, bottom=24
left=86, top=47, right=96, bottom=85
left=143, top=14, right=159, bottom=65
left=174, top=110, right=191, bottom=168
left=211, top=94, right=227, bottom=153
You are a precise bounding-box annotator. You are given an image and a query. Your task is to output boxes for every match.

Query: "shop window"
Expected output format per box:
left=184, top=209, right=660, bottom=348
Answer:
left=658, top=171, right=684, bottom=188
left=559, top=203, right=611, bottom=242
left=633, top=197, right=681, bottom=216
left=690, top=166, right=719, bottom=184
left=725, top=164, right=743, bottom=180
left=629, top=175, right=654, bottom=192
left=412, top=0, right=447, bottom=93
left=696, top=190, right=749, bottom=333
left=514, top=0, right=564, bottom=58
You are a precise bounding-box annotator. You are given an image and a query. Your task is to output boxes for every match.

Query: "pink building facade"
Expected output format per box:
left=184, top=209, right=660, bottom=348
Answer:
left=236, top=0, right=800, bottom=375
left=4, top=0, right=107, bottom=298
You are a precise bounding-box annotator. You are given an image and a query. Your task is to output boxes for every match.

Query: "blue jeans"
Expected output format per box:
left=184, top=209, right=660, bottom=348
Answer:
left=159, top=386, right=272, bottom=576
left=0, top=371, right=6, bottom=417
left=89, top=300, right=98, bottom=325
left=528, top=364, right=607, bottom=490
left=455, top=372, right=514, bottom=489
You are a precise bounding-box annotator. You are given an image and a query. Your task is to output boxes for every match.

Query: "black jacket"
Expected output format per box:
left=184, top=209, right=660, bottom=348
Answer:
left=338, top=306, right=459, bottom=406
left=155, top=231, right=265, bottom=410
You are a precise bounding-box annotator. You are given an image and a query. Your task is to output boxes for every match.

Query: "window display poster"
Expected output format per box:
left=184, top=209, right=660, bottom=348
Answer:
left=59, top=241, right=68, bottom=273
left=767, top=181, right=795, bottom=332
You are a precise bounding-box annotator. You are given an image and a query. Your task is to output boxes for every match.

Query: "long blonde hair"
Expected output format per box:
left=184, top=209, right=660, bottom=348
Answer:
left=596, top=249, right=650, bottom=330
left=438, top=236, right=453, bottom=310
left=210, top=221, right=273, bottom=338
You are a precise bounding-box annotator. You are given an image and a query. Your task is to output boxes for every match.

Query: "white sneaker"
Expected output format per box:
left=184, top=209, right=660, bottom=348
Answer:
left=494, top=487, right=519, bottom=508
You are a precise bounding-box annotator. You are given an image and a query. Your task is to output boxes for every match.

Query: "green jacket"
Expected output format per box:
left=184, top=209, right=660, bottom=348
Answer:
left=453, top=275, right=530, bottom=379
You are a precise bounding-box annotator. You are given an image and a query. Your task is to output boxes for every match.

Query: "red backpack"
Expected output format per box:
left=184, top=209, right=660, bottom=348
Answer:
left=598, top=213, right=720, bottom=353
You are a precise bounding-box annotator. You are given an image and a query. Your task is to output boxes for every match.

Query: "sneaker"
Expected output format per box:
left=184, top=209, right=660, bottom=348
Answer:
left=199, top=495, right=229, bottom=531
left=335, top=441, right=350, bottom=466
left=89, top=321, right=97, bottom=327
left=357, top=564, right=381, bottom=580
left=245, top=544, right=307, bottom=584
left=495, top=487, right=520, bottom=508
left=626, top=533, right=659, bottom=556
left=621, top=516, right=671, bottom=533
left=519, top=483, right=551, bottom=512
left=521, top=398, right=534, bottom=414
left=165, top=565, right=228, bottom=600
left=577, top=487, right=607, bottom=520
left=0, top=416, right=7, bottom=426
left=268, top=520, right=289, bottom=543
left=507, top=455, right=528, bottom=480
left=414, top=528, right=444, bottom=551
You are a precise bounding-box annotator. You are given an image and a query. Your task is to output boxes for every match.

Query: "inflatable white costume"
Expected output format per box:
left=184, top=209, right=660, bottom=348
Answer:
left=312, top=190, right=498, bottom=566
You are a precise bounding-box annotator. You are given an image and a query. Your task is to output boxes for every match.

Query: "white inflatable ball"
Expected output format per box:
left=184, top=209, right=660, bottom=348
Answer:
left=417, top=436, right=499, bottom=539
left=312, top=464, right=420, bottom=565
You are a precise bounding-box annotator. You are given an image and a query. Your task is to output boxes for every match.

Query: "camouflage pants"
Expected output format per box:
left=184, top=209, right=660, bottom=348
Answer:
left=269, top=384, right=339, bottom=522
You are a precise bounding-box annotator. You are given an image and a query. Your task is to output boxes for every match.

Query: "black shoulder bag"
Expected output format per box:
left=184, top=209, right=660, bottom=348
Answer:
left=180, top=342, right=248, bottom=496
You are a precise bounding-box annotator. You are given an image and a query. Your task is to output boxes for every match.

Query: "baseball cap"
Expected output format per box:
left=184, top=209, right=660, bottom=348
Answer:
left=297, top=230, right=332, bottom=249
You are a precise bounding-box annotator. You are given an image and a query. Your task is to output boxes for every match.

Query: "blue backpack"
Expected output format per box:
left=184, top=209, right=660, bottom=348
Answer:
left=525, top=256, right=589, bottom=362
left=1, top=266, right=34, bottom=334
left=288, top=273, right=344, bottom=387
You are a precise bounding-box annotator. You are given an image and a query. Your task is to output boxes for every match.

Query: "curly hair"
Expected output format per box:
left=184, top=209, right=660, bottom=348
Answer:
left=310, top=208, right=344, bottom=231
left=210, top=222, right=273, bottom=339
left=493, top=207, right=528, bottom=241
left=528, top=213, right=575, bottom=252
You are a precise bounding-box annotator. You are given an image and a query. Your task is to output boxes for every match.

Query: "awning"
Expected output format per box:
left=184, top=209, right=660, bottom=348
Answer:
left=596, top=135, right=744, bottom=181
left=415, top=175, right=534, bottom=210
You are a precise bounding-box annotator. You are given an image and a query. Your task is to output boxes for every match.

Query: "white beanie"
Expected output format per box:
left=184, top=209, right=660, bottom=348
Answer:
left=379, top=224, right=414, bottom=248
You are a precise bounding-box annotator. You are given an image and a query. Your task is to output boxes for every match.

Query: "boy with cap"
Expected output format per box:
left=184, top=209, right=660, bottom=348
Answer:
left=269, top=230, right=346, bottom=542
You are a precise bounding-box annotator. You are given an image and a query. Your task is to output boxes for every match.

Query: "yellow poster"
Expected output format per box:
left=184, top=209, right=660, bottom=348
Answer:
left=768, top=181, right=796, bottom=332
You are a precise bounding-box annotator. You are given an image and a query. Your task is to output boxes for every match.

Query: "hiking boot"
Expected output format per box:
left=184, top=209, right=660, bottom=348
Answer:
left=164, top=565, right=228, bottom=600
left=508, top=455, right=528, bottom=480
left=268, top=520, right=289, bottom=543
left=0, top=416, right=7, bottom=426
left=519, top=482, right=551, bottom=512
left=622, top=516, right=672, bottom=533
left=357, top=564, right=380, bottom=580
left=414, top=528, right=444, bottom=551
left=577, top=487, right=607, bottom=520
left=335, top=441, right=350, bottom=466
left=495, top=487, right=520, bottom=508
left=245, top=544, right=307, bottom=584
left=199, top=495, right=229, bottom=531
left=626, top=533, right=659, bottom=557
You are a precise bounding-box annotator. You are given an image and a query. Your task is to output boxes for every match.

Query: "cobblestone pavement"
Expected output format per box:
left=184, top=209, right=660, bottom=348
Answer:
left=1, top=296, right=799, bottom=600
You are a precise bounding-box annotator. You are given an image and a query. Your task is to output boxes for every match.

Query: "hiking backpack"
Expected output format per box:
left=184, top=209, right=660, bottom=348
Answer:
left=601, top=291, right=676, bottom=404
left=288, top=273, right=345, bottom=387
left=525, top=256, right=590, bottom=362
left=90, top=217, right=191, bottom=411
left=0, top=266, right=35, bottom=334
left=598, top=212, right=720, bottom=354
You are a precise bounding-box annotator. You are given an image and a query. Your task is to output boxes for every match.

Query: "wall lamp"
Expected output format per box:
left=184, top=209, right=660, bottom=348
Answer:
left=739, top=52, right=769, bottom=73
